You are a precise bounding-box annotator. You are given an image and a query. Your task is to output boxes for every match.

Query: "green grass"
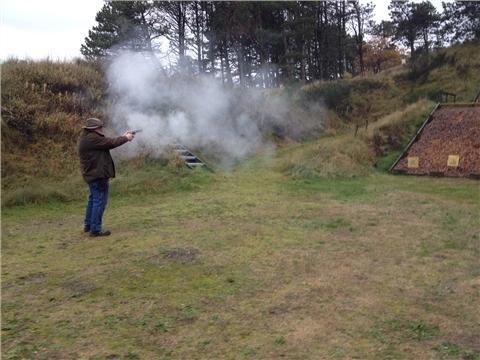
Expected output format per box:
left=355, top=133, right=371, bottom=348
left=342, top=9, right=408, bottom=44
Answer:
left=2, top=158, right=479, bottom=360
left=2, top=40, right=480, bottom=360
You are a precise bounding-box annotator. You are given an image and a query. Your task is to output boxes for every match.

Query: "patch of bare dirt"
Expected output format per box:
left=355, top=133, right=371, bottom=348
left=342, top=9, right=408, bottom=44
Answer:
left=164, top=249, right=199, bottom=263
left=149, top=248, right=200, bottom=264
left=19, top=272, right=50, bottom=281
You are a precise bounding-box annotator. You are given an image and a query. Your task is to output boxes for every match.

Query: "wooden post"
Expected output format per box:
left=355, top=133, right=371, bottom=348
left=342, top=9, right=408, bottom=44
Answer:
left=355, top=125, right=359, bottom=137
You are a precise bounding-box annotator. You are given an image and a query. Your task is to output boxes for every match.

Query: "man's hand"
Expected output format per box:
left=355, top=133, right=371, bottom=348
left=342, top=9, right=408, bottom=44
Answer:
left=124, top=132, right=134, bottom=141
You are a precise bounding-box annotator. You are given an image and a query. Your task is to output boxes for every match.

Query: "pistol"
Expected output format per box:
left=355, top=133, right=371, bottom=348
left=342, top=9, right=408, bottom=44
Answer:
left=128, top=129, right=142, bottom=135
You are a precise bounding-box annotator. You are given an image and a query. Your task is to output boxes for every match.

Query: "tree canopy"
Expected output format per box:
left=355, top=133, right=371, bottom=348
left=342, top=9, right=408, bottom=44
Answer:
left=80, top=1, right=479, bottom=86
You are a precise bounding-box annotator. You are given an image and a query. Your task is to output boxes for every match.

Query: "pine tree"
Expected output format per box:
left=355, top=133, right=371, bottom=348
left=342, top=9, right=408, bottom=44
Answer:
left=441, top=1, right=480, bottom=44
left=388, top=1, right=440, bottom=57
left=80, top=1, right=166, bottom=60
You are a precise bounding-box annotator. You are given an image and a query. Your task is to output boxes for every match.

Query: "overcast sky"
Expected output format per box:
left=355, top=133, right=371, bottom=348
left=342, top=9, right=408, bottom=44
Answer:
left=1, top=0, right=445, bottom=62
left=1, top=0, right=103, bottom=61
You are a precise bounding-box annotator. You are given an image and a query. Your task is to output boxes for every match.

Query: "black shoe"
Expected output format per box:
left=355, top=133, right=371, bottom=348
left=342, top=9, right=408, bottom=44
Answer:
left=89, top=229, right=111, bottom=237
left=84, top=225, right=90, bottom=232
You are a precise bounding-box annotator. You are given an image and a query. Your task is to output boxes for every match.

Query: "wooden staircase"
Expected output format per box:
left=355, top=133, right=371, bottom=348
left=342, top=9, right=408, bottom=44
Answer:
left=173, top=142, right=214, bottom=171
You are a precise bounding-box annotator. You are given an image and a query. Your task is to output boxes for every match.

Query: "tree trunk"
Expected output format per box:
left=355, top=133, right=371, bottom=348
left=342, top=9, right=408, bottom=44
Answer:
left=352, top=2, right=365, bottom=74
left=284, top=9, right=295, bottom=83
left=193, top=2, right=203, bottom=74
left=301, top=40, right=306, bottom=84
left=177, top=2, right=186, bottom=73
left=237, top=38, right=245, bottom=87
left=223, top=39, right=234, bottom=88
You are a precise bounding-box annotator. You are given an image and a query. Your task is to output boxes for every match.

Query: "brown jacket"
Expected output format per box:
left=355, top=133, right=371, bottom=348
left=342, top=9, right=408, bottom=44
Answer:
left=77, top=129, right=128, bottom=183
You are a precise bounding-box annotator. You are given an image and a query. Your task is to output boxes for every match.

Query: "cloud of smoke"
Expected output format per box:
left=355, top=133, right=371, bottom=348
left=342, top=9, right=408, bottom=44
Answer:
left=104, top=51, right=274, bottom=168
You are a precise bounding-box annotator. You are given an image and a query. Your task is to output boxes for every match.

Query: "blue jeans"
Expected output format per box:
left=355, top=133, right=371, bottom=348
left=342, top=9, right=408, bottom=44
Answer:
left=84, top=179, right=109, bottom=232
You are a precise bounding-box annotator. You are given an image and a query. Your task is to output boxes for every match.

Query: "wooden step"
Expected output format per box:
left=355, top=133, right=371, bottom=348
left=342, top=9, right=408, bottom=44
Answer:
left=172, top=142, right=214, bottom=172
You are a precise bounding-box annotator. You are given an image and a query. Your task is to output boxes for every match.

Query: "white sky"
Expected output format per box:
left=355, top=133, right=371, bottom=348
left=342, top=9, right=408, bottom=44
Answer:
left=1, top=0, right=104, bottom=61
left=0, top=0, right=445, bottom=62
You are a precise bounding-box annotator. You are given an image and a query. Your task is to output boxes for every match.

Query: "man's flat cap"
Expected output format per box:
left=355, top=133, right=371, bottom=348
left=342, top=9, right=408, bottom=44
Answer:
left=83, top=118, right=104, bottom=129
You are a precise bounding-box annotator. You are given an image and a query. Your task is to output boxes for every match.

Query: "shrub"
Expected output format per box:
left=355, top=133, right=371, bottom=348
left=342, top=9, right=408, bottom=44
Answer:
left=302, top=80, right=351, bottom=114
left=277, top=136, right=376, bottom=179
left=404, top=88, right=443, bottom=104
left=302, top=77, right=383, bottom=119
left=1, top=58, right=107, bottom=136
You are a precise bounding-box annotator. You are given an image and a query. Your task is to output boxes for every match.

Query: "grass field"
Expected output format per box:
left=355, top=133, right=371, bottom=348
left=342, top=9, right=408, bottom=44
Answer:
left=2, top=157, right=479, bottom=360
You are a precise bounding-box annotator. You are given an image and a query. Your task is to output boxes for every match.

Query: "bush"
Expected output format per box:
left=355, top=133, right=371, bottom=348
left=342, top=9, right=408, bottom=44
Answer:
left=1, top=58, right=107, bottom=136
left=302, top=80, right=351, bottom=113
left=302, top=77, right=383, bottom=119
left=405, top=52, right=454, bottom=84
left=276, top=136, right=376, bottom=179
left=404, top=88, right=443, bottom=104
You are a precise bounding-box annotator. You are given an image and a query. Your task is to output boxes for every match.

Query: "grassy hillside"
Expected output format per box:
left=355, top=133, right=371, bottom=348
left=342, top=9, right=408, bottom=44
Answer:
left=2, top=40, right=480, bottom=207
left=1, top=58, right=107, bottom=201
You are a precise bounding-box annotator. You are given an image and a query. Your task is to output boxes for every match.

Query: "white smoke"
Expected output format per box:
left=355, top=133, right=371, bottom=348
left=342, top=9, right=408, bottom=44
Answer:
left=104, top=51, right=274, bottom=168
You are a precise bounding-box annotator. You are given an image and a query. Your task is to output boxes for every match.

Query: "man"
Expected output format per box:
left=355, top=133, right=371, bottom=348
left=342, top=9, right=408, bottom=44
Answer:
left=77, top=118, right=134, bottom=237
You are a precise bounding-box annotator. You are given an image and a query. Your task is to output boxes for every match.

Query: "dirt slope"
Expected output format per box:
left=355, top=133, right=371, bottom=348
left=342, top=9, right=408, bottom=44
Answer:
left=392, top=105, right=480, bottom=177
